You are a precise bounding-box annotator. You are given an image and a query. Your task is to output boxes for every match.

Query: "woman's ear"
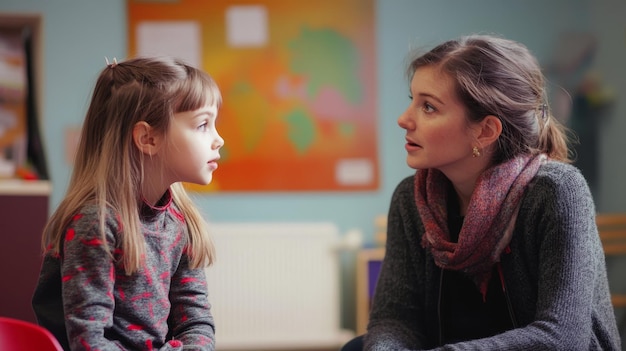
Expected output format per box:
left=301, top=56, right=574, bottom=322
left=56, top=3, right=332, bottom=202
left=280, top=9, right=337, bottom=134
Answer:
left=132, top=121, right=159, bottom=156
left=475, top=115, right=502, bottom=147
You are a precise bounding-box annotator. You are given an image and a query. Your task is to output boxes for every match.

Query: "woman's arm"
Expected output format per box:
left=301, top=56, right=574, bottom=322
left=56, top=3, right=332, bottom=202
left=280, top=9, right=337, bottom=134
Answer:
left=365, top=176, right=429, bottom=350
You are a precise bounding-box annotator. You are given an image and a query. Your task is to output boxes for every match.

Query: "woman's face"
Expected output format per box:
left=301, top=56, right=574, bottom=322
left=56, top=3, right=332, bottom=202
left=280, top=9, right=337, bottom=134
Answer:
left=398, top=65, right=479, bottom=173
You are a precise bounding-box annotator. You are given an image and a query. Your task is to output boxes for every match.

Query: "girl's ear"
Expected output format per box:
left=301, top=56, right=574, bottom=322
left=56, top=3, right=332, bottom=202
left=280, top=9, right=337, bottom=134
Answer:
left=132, top=121, right=160, bottom=155
left=475, top=115, right=502, bottom=147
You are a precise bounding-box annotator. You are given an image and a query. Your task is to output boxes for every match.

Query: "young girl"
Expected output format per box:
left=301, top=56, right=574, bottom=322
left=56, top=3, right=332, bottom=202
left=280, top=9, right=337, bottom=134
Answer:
left=32, top=56, right=223, bottom=351
left=342, top=34, right=621, bottom=350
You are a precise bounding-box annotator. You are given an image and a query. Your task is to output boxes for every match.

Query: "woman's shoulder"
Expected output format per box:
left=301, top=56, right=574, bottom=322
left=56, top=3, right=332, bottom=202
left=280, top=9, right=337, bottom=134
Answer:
left=534, top=159, right=589, bottom=190
left=391, top=174, right=416, bottom=198
left=394, top=174, right=415, bottom=190
left=537, top=159, right=582, bottom=175
left=526, top=159, right=593, bottom=207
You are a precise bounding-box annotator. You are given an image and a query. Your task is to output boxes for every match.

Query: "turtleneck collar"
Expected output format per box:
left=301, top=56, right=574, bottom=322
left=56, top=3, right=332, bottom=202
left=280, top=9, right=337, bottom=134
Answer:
left=140, top=189, right=173, bottom=219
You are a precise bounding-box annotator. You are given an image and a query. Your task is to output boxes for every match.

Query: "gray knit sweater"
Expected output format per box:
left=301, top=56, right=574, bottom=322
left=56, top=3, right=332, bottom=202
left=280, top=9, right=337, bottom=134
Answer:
left=32, top=192, right=215, bottom=351
left=365, top=161, right=621, bottom=350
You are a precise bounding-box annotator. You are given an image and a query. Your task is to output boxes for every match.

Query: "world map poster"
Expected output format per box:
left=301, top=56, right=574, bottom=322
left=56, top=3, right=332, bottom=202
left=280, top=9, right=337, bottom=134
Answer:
left=127, top=0, right=378, bottom=192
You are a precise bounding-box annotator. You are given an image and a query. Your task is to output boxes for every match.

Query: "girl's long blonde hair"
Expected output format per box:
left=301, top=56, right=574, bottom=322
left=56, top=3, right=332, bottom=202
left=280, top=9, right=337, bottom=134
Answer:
left=42, top=56, right=220, bottom=274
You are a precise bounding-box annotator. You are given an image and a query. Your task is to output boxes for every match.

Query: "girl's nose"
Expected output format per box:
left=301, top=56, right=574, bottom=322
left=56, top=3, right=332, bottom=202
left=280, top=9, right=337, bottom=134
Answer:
left=213, top=133, right=224, bottom=150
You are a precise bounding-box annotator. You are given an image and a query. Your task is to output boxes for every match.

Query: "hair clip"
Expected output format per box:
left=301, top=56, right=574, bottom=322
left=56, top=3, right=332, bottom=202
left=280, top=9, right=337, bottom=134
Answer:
left=540, top=103, right=548, bottom=120
left=104, top=56, right=118, bottom=68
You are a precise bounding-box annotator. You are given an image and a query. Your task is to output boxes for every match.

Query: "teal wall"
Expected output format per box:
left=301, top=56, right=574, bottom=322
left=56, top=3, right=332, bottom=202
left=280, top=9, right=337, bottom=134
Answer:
left=2, top=0, right=625, bottom=332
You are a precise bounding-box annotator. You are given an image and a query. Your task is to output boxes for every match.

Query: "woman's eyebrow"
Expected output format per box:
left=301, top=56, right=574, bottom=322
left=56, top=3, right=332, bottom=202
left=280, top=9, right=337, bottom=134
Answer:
left=417, top=92, right=445, bottom=105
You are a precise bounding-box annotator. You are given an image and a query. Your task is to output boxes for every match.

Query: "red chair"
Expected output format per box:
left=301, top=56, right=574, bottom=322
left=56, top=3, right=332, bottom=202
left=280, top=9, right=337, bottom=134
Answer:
left=0, top=317, right=64, bottom=351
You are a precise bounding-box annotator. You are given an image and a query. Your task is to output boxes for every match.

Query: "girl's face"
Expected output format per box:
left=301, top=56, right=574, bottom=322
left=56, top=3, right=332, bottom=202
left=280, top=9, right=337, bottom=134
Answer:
left=162, top=102, right=224, bottom=186
left=398, top=65, right=478, bottom=174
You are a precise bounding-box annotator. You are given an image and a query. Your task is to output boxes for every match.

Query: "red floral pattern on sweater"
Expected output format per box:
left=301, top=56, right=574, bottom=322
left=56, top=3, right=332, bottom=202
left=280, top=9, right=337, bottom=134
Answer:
left=33, top=194, right=215, bottom=351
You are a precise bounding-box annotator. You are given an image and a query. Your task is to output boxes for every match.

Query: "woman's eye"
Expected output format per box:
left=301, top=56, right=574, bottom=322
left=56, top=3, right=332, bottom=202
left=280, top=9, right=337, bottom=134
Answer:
left=422, top=103, right=435, bottom=113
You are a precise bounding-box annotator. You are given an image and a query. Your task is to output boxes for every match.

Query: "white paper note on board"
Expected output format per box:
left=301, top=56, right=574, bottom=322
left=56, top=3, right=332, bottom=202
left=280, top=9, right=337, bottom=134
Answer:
left=136, top=21, right=201, bottom=67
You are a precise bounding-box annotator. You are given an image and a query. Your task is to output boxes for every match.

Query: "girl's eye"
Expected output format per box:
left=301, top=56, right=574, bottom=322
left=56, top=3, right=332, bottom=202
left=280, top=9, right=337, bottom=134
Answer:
left=197, top=122, right=208, bottom=131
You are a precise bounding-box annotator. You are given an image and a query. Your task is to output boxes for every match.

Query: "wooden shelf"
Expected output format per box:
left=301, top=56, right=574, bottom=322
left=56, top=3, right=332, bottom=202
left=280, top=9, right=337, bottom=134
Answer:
left=0, top=179, right=51, bottom=196
left=0, top=12, right=48, bottom=182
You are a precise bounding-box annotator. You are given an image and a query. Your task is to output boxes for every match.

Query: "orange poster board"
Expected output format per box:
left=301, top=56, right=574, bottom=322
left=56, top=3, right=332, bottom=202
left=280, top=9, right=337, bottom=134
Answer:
left=127, top=0, right=378, bottom=192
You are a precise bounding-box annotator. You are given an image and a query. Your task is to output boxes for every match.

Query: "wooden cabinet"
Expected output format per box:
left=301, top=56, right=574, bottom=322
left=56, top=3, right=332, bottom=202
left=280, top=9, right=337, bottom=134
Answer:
left=0, top=181, right=50, bottom=322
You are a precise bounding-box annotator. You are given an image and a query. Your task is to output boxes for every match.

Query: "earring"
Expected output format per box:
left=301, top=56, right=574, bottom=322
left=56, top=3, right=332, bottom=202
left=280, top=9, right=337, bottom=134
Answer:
left=472, top=146, right=481, bottom=158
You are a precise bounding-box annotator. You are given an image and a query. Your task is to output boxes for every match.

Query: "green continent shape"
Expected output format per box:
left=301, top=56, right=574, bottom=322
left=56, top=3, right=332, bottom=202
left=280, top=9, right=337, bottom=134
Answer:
left=338, top=121, right=355, bottom=137
left=230, top=81, right=269, bottom=153
left=285, top=108, right=316, bottom=154
left=289, top=27, right=361, bottom=103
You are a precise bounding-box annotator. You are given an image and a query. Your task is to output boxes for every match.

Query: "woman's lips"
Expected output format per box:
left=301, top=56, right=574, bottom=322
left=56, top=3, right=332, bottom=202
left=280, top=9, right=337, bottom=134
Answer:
left=404, top=138, right=421, bottom=151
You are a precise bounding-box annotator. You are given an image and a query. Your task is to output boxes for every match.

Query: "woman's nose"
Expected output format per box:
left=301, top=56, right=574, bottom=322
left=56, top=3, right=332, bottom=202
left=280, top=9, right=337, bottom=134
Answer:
left=398, top=109, right=413, bottom=130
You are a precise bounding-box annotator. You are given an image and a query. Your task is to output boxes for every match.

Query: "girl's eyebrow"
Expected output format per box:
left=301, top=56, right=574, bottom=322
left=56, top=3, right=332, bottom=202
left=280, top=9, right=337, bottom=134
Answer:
left=193, top=109, right=216, bottom=119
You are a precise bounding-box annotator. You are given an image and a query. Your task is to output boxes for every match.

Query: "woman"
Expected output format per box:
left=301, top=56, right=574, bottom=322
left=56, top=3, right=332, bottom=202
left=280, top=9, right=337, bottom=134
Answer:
left=345, top=34, right=620, bottom=350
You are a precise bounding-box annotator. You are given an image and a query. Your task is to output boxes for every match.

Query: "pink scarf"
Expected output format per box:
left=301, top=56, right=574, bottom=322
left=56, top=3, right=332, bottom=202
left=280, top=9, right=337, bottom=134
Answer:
left=415, top=154, right=546, bottom=299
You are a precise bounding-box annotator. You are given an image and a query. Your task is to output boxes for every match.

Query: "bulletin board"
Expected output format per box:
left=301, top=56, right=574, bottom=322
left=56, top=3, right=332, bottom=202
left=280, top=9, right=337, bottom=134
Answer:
left=127, top=0, right=379, bottom=192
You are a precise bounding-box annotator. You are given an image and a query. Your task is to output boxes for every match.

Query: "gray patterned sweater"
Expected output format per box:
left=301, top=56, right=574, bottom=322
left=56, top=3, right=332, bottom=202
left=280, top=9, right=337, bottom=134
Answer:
left=32, top=191, right=215, bottom=350
left=365, top=161, right=621, bottom=350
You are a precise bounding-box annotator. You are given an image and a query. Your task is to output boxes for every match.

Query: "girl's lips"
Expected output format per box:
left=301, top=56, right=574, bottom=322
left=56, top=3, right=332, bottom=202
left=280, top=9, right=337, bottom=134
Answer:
left=208, top=157, right=220, bottom=169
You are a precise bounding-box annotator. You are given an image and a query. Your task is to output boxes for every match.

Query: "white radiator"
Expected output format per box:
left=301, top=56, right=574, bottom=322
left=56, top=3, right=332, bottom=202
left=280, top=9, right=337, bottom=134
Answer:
left=205, top=222, right=354, bottom=350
